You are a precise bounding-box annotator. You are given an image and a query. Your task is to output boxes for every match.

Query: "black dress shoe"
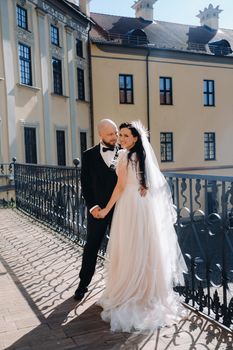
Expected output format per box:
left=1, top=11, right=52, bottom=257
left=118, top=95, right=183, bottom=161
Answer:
left=74, top=287, right=88, bottom=301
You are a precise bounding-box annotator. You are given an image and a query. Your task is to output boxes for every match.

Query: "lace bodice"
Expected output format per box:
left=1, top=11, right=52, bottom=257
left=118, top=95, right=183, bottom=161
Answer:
left=116, top=150, right=140, bottom=186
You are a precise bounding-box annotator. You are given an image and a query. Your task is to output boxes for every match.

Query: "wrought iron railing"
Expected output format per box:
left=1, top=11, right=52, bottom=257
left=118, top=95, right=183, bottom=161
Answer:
left=14, top=162, right=233, bottom=329
left=163, top=172, right=233, bottom=330
left=0, top=160, right=16, bottom=207
left=91, top=32, right=233, bottom=56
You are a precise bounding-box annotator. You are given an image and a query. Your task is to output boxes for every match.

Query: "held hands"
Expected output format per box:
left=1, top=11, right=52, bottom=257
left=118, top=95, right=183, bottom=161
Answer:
left=90, top=206, right=109, bottom=219
left=97, top=208, right=109, bottom=219
left=90, top=206, right=101, bottom=218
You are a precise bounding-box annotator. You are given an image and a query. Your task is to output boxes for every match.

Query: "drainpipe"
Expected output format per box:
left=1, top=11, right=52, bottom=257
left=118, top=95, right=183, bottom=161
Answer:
left=146, top=47, right=151, bottom=139
left=87, top=23, right=94, bottom=146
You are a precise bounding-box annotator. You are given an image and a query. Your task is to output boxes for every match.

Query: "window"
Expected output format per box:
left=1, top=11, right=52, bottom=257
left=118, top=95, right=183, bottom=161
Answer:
left=18, top=43, right=32, bottom=86
left=52, top=57, right=63, bottom=95
left=80, top=131, right=87, bottom=160
left=204, top=132, right=216, bottom=160
left=119, top=74, right=133, bottom=104
left=160, top=77, right=173, bottom=105
left=50, top=24, right=59, bottom=46
left=203, top=80, right=215, bottom=106
left=24, top=127, right=37, bottom=164
left=77, top=68, right=85, bottom=101
left=16, top=5, right=28, bottom=30
left=56, top=130, right=66, bottom=166
left=76, top=39, right=83, bottom=57
left=160, top=132, right=173, bottom=162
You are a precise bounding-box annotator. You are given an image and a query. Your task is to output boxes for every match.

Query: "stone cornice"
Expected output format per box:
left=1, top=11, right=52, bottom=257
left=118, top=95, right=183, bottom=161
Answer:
left=28, top=0, right=89, bottom=36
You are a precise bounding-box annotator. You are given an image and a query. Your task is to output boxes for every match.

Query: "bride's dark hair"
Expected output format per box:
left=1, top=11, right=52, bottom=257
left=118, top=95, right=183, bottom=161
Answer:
left=119, top=122, right=147, bottom=189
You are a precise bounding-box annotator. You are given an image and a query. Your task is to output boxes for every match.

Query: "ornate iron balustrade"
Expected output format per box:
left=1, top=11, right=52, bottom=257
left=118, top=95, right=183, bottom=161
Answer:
left=164, top=172, right=233, bottom=330
left=0, top=160, right=16, bottom=207
left=14, top=162, right=233, bottom=329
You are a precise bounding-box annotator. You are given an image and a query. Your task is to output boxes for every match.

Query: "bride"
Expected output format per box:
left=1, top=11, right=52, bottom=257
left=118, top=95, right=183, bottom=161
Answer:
left=97, top=121, right=187, bottom=332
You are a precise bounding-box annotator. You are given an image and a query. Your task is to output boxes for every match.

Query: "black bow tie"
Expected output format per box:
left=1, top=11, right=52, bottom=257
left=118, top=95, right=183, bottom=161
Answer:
left=102, top=147, right=115, bottom=152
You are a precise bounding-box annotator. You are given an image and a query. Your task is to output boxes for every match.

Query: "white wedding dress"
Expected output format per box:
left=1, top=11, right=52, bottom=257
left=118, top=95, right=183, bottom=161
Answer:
left=98, top=150, right=187, bottom=333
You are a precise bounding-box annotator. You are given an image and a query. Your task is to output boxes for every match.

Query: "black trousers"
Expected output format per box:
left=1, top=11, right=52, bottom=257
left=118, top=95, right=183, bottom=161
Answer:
left=78, top=211, right=113, bottom=289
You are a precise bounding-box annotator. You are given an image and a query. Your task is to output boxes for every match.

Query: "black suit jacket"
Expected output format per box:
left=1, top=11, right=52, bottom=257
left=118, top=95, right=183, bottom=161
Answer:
left=81, top=144, right=118, bottom=210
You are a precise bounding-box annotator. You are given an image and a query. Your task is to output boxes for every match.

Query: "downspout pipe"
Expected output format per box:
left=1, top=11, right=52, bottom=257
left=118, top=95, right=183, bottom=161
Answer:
left=87, top=23, right=94, bottom=146
left=146, top=47, right=151, bottom=140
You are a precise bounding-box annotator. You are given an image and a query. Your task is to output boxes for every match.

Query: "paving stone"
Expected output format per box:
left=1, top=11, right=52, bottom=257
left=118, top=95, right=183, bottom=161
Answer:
left=0, top=209, right=232, bottom=350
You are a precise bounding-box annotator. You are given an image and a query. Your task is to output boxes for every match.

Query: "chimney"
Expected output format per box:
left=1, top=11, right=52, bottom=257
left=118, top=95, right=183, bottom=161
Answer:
left=196, top=4, right=223, bottom=30
left=67, top=0, right=90, bottom=16
left=79, top=0, right=90, bottom=17
left=132, top=0, right=158, bottom=21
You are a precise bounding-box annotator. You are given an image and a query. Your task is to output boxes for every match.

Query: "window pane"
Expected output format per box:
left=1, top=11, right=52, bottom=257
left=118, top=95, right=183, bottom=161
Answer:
left=119, top=75, right=125, bottom=89
left=166, top=133, right=172, bottom=142
left=52, top=57, right=62, bottom=95
left=160, top=93, right=165, bottom=104
left=51, top=25, right=59, bottom=46
left=209, top=81, right=214, bottom=93
left=204, top=94, right=209, bottom=105
left=159, top=78, right=164, bottom=90
left=16, top=5, right=28, bottom=30
left=161, top=144, right=166, bottom=160
left=77, top=68, right=85, bottom=100
left=166, top=92, right=172, bottom=105
left=126, top=90, right=132, bottom=103
left=18, top=43, right=32, bottom=86
left=24, top=127, right=37, bottom=164
left=56, top=130, right=66, bottom=166
left=126, top=76, right=132, bottom=89
left=208, top=94, right=214, bottom=106
left=120, top=90, right=125, bottom=103
left=160, top=133, right=165, bottom=142
left=76, top=39, right=83, bottom=57
left=203, top=80, right=207, bottom=93
left=165, top=78, right=171, bottom=90
left=119, top=74, right=133, bottom=104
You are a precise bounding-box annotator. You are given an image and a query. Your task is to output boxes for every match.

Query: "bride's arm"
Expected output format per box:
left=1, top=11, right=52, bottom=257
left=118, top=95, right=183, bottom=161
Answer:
left=98, top=158, right=128, bottom=218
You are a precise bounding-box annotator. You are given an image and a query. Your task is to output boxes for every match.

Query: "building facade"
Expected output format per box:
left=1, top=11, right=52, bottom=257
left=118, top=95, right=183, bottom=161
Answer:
left=0, top=0, right=92, bottom=166
left=90, top=2, right=233, bottom=171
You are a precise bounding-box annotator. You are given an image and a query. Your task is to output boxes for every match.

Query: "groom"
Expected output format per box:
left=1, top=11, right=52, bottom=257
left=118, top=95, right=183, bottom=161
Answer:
left=74, top=119, right=119, bottom=300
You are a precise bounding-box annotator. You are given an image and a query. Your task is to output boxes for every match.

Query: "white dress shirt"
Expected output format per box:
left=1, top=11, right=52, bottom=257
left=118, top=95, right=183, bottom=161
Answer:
left=100, top=143, right=117, bottom=167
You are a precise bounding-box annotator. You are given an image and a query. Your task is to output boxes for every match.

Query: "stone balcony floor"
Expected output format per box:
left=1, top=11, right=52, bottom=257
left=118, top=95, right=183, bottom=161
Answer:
left=0, top=209, right=232, bottom=350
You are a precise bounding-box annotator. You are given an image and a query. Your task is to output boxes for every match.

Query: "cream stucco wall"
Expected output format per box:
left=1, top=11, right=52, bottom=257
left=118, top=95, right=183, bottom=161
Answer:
left=150, top=56, right=233, bottom=169
left=91, top=45, right=148, bottom=141
left=91, top=43, right=233, bottom=171
left=0, top=18, right=8, bottom=163
left=0, top=0, right=91, bottom=166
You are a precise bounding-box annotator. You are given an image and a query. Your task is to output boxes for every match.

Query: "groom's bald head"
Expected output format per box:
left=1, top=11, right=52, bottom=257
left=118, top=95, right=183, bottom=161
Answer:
left=98, top=119, right=118, bottom=146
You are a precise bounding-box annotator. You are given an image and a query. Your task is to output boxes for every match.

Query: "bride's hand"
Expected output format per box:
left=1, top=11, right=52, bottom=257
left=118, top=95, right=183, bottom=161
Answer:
left=97, top=208, right=108, bottom=219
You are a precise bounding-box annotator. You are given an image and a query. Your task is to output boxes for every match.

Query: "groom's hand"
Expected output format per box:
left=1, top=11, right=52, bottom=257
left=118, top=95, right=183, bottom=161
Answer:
left=91, top=206, right=101, bottom=218
left=97, top=208, right=108, bottom=219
